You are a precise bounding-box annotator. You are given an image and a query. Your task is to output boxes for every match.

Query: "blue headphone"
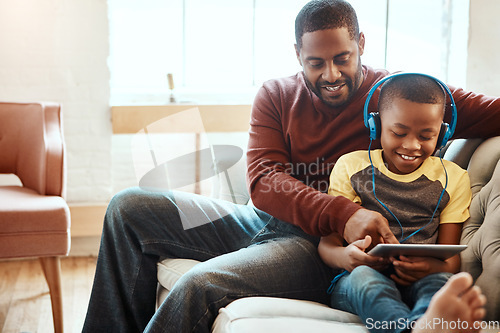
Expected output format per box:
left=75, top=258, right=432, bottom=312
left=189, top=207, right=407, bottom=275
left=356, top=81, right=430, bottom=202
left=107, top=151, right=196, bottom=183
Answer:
left=363, top=72, right=458, bottom=150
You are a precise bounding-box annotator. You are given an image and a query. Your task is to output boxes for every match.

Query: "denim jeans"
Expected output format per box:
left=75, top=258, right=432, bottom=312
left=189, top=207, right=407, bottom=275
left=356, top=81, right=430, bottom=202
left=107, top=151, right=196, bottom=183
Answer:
left=330, top=265, right=452, bottom=333
left=83, top=187, right=332, bottom=333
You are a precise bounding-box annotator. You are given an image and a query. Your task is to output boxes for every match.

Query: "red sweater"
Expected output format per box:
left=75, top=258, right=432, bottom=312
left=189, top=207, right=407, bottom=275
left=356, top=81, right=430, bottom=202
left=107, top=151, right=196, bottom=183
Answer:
left=247, top=66, right=500, bottom=237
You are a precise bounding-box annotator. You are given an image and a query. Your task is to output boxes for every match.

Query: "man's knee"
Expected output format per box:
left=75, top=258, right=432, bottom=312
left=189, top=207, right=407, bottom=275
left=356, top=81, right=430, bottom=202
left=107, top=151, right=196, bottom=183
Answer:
left=105, top=188, right=177, bottom=229
left=172, top=263, right=232, bottom=301
left=108, top=187, right=145, bottom=210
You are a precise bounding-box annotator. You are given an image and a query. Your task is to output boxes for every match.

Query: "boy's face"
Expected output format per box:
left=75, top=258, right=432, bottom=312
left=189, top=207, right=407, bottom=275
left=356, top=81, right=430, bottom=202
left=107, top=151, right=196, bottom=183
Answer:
left=380, top=97, right=443, bottom=174
left=295, top=28, right=365, bottom=107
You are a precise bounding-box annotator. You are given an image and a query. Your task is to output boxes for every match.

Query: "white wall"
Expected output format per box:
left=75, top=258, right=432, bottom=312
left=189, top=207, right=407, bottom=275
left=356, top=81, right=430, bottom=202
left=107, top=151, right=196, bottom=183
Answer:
left=0, top=0, right=497, bottom=206
left=466, top=0, right=500, bottom=95
left=0, top=0, right=111, bottom=203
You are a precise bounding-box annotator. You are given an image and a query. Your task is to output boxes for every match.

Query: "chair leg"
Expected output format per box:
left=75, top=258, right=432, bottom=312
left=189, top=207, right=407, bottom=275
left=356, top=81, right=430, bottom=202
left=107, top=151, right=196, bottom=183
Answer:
left=40, top=256, right=64, bottom=333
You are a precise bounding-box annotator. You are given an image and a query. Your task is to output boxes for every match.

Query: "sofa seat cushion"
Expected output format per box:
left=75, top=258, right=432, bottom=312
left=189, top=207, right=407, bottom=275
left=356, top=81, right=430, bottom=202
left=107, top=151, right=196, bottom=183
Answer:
left=212, top=296, right=367, bottom=333
left=156, top=258, right=201, bottom=307
left=157, top=258, right=201, bottom=290
left=157, top=258, right=365, bottom=331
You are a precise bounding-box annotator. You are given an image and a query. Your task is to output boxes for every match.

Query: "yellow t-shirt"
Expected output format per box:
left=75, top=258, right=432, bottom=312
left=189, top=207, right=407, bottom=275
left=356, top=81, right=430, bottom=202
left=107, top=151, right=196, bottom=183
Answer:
left=328, top=149, right=471, bottom=244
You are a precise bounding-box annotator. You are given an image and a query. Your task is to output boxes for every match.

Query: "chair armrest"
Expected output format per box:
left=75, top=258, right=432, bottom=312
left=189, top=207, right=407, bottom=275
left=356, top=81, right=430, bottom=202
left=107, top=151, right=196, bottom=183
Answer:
left=43, top=102, right=66, bottom=197
left=0, top=102, right=65, bottom=197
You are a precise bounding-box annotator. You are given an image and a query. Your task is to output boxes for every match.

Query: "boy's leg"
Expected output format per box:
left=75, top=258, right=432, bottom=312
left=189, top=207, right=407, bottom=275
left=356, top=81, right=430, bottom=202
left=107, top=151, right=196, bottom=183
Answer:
left=404, top=272, right=453, bottom=323
left=412, top=272, right=487, bottom=333
left=330, top=266, right=411, bottom=333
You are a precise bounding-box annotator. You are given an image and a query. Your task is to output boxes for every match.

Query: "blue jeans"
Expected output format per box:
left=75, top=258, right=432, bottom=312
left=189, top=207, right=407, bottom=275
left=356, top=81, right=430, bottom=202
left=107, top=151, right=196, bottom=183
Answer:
left=82, top=187, right=332, bottom=332
left=330, top=266, right=452, bottom=333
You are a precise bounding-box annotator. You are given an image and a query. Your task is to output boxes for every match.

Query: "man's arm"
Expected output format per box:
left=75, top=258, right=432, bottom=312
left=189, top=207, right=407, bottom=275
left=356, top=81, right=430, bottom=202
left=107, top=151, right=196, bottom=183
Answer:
left=451, top=87, right=500, bottom=139
left=246, top=84, right=362, bottom=236
left=246, top=78, right=397, bottom=243
left=327, top=153, right=398, bottom=246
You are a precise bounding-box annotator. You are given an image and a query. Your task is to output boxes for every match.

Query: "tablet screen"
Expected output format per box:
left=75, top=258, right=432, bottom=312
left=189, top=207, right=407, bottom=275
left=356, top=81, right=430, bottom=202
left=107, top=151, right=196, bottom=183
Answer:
left=367, top=244, right=467, bottom=260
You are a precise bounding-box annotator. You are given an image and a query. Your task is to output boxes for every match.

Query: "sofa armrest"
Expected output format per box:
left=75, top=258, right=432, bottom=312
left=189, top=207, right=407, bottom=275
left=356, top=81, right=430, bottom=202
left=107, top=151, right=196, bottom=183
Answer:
left=460, top=136, right=500, bottom=320
left=442, top=138, right=483, bottom=170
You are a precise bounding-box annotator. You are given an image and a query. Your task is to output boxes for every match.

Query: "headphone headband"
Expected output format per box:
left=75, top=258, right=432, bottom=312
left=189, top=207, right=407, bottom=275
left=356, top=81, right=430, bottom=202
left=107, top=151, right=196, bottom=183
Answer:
left=363, top=72, right=458, bottom=149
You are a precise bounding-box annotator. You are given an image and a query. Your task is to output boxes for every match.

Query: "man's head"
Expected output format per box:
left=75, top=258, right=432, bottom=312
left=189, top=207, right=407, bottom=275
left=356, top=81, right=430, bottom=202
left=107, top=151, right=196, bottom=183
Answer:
left=295, top=0, right=360, bottom=49
left=378, top=74, right=446, bottom=174
left=294, top=0, right=365, bottom=107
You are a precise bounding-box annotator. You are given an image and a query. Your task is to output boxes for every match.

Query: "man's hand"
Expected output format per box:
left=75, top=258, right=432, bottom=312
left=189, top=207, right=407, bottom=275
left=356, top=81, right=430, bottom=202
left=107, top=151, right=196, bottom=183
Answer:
left=344, top=208, right=399, bottom=247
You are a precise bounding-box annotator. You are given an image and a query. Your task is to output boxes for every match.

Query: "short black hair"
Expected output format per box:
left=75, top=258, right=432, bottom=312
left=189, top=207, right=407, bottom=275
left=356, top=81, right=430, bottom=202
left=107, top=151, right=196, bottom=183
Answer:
left=295, top=0, right=360, bottom=49
left=378, top=74, right=446, bottom=115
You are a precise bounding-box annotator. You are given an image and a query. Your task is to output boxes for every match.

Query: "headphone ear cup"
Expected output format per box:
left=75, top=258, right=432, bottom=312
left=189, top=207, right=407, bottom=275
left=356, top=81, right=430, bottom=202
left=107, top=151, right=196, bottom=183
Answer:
left=437, top=122, right=450, bottom=149
left=367, top=112, right=381, bottom=140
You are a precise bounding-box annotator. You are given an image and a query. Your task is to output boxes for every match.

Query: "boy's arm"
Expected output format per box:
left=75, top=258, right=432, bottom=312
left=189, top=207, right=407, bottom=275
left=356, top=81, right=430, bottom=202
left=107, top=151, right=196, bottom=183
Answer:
left=319, top=153, right=392, bottom=271
left=391, top=165, right=470, bottom=285
left=318, top=233, right=346, bottom=269
left=390, top=222, right=463, bottom=286
left=435, top=222, right=463, bottom=273
left=319, top=234, right=388, bottom=272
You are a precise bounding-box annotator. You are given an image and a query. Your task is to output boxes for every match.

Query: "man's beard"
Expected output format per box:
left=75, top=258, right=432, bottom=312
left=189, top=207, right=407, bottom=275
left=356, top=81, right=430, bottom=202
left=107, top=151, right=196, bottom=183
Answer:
left=307, top=63, right=363, bottom=108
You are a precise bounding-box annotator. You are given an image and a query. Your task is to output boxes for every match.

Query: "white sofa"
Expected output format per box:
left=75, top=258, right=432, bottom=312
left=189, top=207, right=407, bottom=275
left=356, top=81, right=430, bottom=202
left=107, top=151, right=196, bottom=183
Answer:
left=156, top=136, right=500, bottom=331
left=156, top=258, right=367, bottom=332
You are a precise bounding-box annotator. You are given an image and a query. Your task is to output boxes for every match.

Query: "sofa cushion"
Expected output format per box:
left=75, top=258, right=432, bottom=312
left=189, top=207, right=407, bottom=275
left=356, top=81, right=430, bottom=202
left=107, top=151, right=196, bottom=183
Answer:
left=157, top=258, right=365, bottom=332
left=157, top=258, right=200, bottom=291
left=156, top=258, right=200, bottom=307
left=212, top=296, right=366, bottom=333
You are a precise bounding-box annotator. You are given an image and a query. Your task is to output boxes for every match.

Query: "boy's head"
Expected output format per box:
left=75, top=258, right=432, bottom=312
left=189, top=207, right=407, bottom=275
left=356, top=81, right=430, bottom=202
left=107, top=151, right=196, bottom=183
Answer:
left=378, top=74, right=446, bottom=175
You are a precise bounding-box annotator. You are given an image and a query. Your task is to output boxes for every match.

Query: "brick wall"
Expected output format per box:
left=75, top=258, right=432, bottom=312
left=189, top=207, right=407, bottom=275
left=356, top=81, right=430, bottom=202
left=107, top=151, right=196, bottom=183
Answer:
left=0, top=0, right=111, bottom=203
left=467, top=0, right=500, bottom=96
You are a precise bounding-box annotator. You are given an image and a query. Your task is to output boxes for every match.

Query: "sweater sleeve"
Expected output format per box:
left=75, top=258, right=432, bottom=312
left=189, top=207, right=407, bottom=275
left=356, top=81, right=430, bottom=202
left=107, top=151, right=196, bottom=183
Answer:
left=450, top=87, right=500, bottom=139
left=246, top=85, right=362, bottom=237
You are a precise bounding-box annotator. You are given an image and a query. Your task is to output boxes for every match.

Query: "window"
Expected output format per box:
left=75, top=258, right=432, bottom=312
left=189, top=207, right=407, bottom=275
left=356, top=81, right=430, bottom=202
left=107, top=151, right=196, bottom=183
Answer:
left=108, top=0, right=469, bottom=104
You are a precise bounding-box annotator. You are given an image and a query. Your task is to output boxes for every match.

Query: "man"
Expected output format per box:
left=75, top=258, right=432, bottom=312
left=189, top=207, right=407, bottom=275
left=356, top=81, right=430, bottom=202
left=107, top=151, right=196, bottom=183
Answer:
left=84, top=1, right=500, bottom=332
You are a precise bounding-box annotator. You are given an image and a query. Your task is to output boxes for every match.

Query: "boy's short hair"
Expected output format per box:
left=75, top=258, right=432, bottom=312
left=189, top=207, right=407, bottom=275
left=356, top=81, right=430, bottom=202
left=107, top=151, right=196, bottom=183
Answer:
left=295, top=0, right=360, bottom=49
left=378, top=74, right=446, bottom=114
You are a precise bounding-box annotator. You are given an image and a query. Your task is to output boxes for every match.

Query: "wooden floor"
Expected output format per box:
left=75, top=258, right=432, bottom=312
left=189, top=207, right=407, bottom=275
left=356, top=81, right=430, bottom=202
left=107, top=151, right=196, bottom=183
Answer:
left=0, top=256, right=97, bottom=333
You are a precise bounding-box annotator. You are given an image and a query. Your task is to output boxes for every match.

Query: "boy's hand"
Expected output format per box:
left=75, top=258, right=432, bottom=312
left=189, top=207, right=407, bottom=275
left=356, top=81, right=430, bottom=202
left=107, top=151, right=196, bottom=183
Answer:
left=344, top=209, right=399, bottom=248
left=390, top=255, right=446, bottom=286
left=343, top=235, right=389, bottom=272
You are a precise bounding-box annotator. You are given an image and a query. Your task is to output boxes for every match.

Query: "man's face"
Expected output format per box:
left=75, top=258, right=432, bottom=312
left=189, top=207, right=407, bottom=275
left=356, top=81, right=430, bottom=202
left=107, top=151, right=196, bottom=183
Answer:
left=380, top=97, right=443, bottom=174
left=295, top=28, right=365, bottom=107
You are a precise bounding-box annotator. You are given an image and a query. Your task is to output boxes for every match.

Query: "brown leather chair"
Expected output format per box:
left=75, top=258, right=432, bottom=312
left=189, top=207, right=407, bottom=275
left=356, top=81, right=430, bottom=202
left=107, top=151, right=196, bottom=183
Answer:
left=0, top=102, right=71, bottom=333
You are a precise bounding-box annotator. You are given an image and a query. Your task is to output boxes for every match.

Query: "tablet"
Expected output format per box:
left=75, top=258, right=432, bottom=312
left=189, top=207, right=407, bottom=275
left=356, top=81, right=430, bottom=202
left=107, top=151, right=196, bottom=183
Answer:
left=367, top=244, right=467, bottom=260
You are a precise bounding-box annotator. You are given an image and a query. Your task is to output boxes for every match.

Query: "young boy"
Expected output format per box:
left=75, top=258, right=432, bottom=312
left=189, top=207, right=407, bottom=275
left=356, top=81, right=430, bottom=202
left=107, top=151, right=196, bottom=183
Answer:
left=318, top=74, right=483, bottom=332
